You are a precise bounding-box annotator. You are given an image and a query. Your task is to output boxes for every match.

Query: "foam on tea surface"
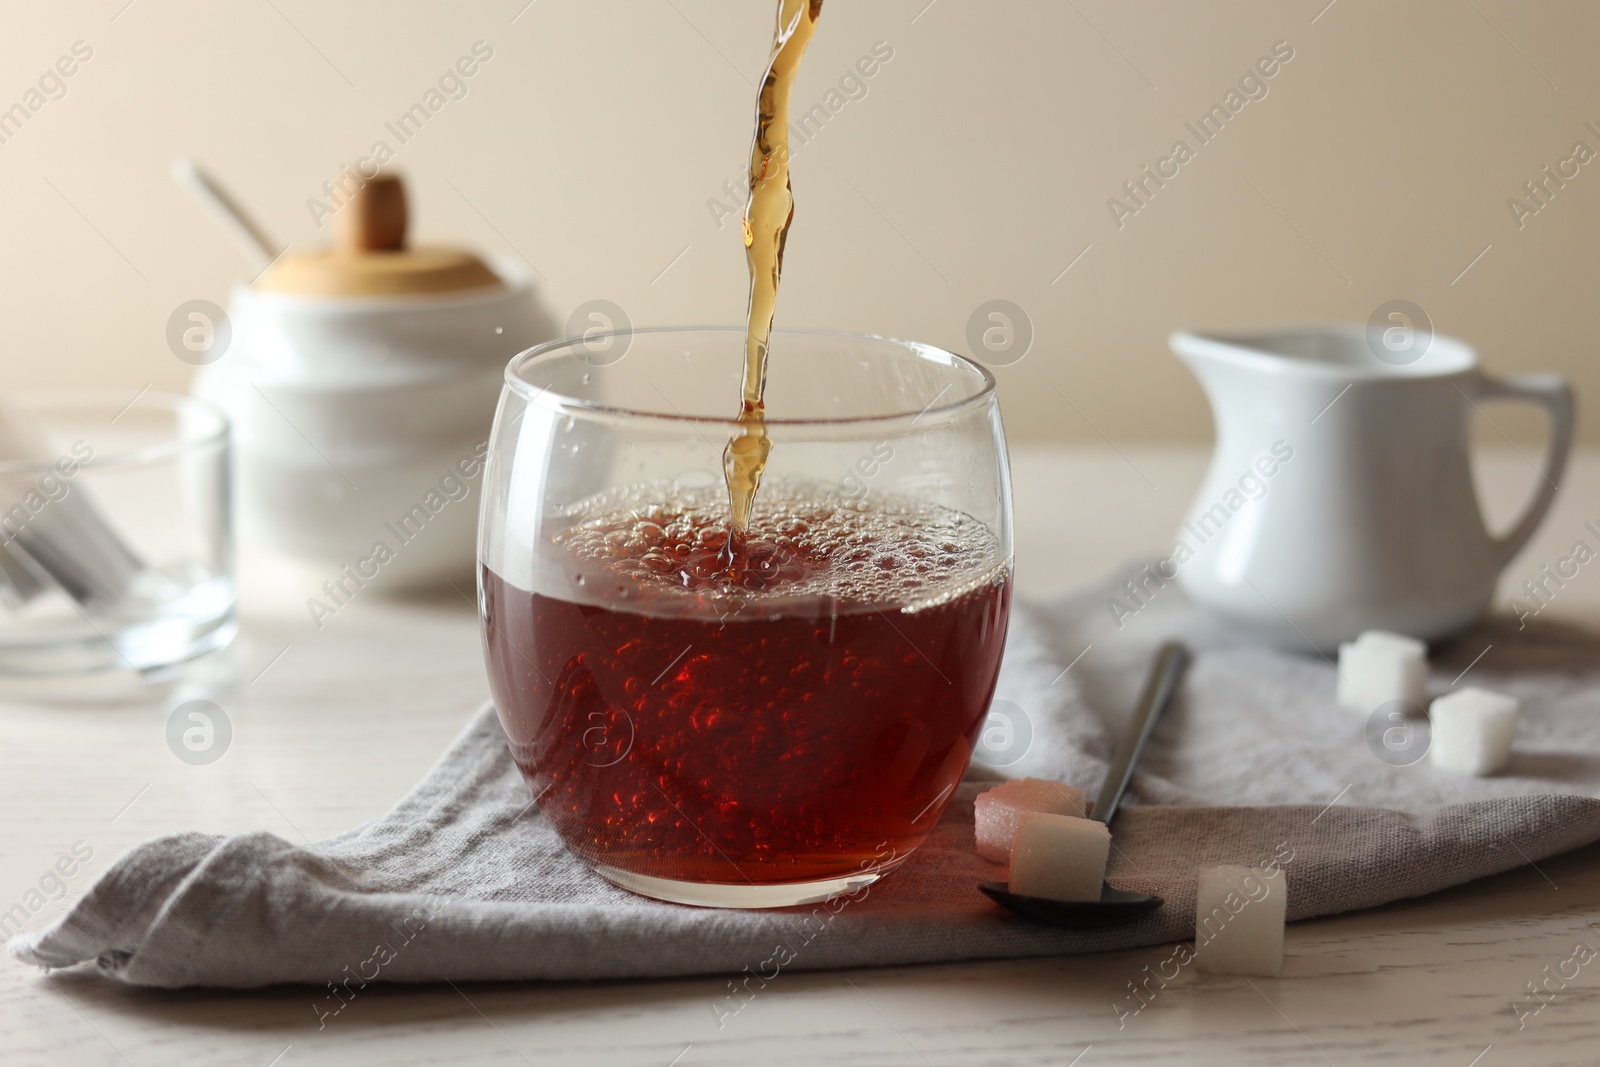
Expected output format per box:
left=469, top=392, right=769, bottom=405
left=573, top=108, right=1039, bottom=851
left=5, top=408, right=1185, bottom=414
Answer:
left=552, top=481, right=1004, bottom=616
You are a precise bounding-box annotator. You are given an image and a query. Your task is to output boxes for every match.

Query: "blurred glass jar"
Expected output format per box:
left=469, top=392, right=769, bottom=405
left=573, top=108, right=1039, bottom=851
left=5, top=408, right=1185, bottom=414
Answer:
left=0, top=390, right=234, bottom=678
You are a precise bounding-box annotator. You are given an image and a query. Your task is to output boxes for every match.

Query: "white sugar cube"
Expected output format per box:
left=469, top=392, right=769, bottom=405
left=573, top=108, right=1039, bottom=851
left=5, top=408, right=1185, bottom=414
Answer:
left=1008, top=812, right=1108, bottom=902
left=1336, top=630, right=1427, bottom=716
left=974, top=778, right=1088, bottom=863
left=1194, top=864, right=1286, bottom=976
left=1429, top=686, right=1519, bottom=775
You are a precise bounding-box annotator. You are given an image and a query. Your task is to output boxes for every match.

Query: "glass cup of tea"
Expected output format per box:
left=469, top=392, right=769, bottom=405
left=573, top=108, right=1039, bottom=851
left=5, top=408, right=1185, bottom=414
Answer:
left=479, top=327, right=1013, bottom=907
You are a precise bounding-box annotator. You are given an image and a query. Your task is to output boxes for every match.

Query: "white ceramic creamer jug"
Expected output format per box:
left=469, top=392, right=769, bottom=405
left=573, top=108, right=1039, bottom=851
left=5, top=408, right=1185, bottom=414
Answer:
left=1168, top=325, right=1574, bottom=651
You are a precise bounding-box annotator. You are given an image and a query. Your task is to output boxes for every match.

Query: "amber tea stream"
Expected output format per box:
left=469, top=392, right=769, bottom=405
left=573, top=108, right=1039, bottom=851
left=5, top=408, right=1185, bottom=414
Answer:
left=723, top=0, right=823, bottom=548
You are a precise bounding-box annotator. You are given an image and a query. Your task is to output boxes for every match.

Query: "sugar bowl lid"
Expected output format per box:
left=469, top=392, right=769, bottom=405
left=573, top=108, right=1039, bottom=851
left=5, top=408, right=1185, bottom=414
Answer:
left=257, top=173, right=502, bottom=297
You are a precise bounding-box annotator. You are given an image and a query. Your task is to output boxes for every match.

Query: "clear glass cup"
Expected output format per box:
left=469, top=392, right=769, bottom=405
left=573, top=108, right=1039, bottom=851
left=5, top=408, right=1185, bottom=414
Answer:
left=479, top=327, right=1013, bottom=907
left=0, top=390, right=234, bottom=678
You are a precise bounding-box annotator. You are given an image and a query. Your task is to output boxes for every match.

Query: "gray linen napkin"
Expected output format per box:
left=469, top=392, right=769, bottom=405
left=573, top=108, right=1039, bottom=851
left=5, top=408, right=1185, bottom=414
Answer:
left=11, top=562, right=1600, bottom=991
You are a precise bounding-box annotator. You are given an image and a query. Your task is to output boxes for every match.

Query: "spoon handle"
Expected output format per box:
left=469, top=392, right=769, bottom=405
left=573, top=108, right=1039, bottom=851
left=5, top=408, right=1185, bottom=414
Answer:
left=170, top=157, right=282, bottom=269
left=1091, top=641, right=1191, bottom=826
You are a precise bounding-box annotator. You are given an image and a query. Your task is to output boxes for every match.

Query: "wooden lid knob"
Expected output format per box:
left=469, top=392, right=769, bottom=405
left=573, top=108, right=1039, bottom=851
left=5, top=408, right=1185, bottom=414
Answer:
left=335, top=174, right=408, bottom=252
left=258, top=170, right=503, bottom=297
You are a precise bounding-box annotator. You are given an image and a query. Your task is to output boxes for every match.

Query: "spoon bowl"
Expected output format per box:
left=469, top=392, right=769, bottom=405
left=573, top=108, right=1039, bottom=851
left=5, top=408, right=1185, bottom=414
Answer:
left=979, top=881, right=1162, bottom=927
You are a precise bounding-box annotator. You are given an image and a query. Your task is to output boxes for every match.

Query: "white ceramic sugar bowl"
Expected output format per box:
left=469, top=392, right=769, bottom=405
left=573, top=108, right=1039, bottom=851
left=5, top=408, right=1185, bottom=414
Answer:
left=192, top=175, right=557, bottom=589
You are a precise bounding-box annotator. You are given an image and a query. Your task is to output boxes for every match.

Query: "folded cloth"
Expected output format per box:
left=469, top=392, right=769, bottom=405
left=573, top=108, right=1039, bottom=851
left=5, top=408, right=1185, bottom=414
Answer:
left=11, top=562, right=1600, bottom=990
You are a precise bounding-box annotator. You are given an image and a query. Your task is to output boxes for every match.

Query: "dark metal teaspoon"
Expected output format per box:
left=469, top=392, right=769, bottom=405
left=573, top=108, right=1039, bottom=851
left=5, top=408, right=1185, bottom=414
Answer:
left=980, top=640, right=1191, bottom=927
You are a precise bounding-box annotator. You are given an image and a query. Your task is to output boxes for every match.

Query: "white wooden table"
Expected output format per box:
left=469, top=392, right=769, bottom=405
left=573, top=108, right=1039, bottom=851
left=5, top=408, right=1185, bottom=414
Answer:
left=2, top=445, right=1597, bottom=1067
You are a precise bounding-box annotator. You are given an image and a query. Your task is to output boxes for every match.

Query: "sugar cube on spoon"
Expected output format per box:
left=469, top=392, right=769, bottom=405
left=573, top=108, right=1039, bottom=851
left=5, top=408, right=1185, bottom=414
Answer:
left=1008, top=812, right=1109, bottom=902
left=974, top=778, right=1087, bottom=863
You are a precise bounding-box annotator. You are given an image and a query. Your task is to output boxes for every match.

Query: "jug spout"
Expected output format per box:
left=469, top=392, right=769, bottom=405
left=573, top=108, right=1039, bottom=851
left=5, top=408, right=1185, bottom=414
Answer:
left=1169, top=326, right=1349, bottom=394
left=1167, top=328, right=1286, bottom=372
left=1167, top=328, right=1317, bottom=438
left=1167, top=329, right=1240, bottom=378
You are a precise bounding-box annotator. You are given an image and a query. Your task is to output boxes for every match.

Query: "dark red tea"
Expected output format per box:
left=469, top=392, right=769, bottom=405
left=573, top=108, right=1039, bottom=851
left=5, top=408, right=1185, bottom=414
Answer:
left=483, top=486, right=1010, bottom=886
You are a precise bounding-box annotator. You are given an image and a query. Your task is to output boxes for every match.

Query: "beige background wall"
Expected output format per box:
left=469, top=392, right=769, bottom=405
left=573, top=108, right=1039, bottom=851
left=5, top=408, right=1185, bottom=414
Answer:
left=1, top=0, right=1594, bottom=441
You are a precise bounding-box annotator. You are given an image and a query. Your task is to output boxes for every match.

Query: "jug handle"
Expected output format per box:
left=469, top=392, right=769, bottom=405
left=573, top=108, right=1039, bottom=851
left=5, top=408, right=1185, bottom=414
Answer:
left=1468, top=373, right=1576, bottom=568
